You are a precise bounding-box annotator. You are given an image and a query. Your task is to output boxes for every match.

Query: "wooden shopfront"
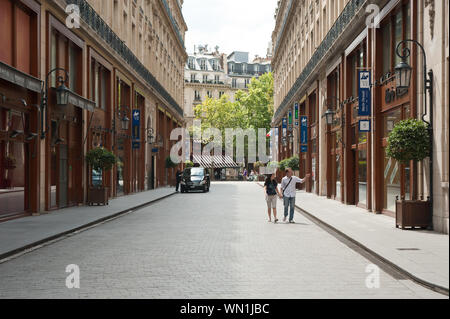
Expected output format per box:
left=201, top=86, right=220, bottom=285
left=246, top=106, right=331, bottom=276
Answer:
left=344, top=36, right=371, bottom=209
left=114, top=72, right=132, bottom=197
left=87, top=47, right=113, bottom=197
left=131, top=89, right=146, bottom=193
left=373, top=0, right=415, bottom=216
left=45, top=14, right=88, bottom=210
left=0, top=0, right=41, bottom=220
left=306, top=87, right=319, bottom=194
left=326, top=66, right=344, bottom=202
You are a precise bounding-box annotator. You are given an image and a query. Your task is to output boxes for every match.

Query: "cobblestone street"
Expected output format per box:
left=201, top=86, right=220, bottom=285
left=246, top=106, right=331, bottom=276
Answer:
left=0, top=182, right=445, bottom=298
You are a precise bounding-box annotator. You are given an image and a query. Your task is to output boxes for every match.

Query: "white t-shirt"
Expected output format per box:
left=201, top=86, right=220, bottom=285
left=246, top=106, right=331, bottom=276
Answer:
left=281, top=176, right=305, bottom=198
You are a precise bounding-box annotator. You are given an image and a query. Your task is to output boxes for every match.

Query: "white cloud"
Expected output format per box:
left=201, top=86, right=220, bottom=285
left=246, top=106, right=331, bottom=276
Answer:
left=182, top=0, right=277, bottom=58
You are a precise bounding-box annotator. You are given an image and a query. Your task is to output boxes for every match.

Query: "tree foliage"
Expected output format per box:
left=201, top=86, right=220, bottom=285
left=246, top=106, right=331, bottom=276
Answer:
left=386, top=119, right=430, bottom=164
left=85, top=147, right=116, bottom=171
left=193, top=72, right=274, bottom=162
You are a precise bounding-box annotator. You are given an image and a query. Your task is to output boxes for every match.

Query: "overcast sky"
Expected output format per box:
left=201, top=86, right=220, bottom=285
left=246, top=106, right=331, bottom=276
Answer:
left=182, top=0, right=277, bottom=58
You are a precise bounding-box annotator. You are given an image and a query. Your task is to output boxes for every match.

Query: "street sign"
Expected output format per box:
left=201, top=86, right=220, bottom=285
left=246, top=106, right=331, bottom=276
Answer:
left=359, top=119, right=371, bottom=132
left=358, top=71, right=371, bottom=116
left=132, top=141, right=140, bottom=149
left=301, top=145, right=308, bottom=153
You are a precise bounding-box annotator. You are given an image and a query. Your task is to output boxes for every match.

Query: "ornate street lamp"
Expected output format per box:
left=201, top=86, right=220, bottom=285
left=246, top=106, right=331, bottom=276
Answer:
left=111, top=105, right=131, bottom=151
left=120, top=112, right=130, bottom=131
left=322, top=108, right=335, bottom=125
left=394, top=40, right=433, bottom=120
left=55, top=79, right=70, bottom=106
left=40, top=68, right=70, bottom=139
left=394, top=59, right=412, bottom=90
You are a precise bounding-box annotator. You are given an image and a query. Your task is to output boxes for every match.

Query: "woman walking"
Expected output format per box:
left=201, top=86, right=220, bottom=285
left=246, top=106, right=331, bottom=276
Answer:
left=264, top=173, right=283, bottom=223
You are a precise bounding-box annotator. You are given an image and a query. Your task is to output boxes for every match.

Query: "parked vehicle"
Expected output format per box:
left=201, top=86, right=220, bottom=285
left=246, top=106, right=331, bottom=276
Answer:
left=180, top=167, right=210, bottom=193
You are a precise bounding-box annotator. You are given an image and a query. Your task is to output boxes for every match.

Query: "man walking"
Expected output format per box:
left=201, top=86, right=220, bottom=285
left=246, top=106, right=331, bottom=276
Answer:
left=280, top=168, right=310, bottom=223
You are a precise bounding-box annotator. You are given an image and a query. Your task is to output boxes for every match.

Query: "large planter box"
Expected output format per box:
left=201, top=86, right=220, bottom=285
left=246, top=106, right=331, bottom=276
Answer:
left=88, top=187, right=109, bottom=206
left=395, top=199, right=432, bottom=229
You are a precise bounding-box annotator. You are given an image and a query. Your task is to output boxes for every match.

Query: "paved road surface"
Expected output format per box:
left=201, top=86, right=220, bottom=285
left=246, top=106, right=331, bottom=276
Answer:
left=0, top=182, right=444, bottom=298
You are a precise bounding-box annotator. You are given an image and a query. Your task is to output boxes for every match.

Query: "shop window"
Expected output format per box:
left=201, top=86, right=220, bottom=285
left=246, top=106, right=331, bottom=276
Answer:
left=358, top=149, right=367, bottom=206
left=69, top=45, right=78, bottom=92
left=382, top=104, right=412, bottom=211
left=383, top=107, right=402, bottom=137
left=50, top=32, right=57, bottom=87
left=336, top=155, right=341, bottom=201
left=383, top=152, right=400, bottom=212
left=358, top=132, right=367, bottom=144
left=101, top=69, right=107, bottom=110
left=394, top=10, right=403, bottom=66
left=91, top=61, right=110, bottom=110
left=381, top=22, right=392, bottom=75
left=351, top=125, right=357, bottom=145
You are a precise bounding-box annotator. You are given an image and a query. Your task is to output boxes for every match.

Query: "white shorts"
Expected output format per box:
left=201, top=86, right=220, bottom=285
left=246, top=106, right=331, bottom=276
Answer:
left=266, top=195, right=277, bottom=209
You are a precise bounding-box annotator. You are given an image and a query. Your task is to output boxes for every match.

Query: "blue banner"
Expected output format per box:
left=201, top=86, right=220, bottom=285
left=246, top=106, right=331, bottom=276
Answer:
left=132, top=109, right=140, bottom=149
left=288, top=109, right=292, bottom=125
left=300, top=116, right=308, bottom=147
left=282, top=117, right=287, bottom=137
left=132, top=109, right=140, bottom=140
left=358, top=71, right=371, bottom=116
left=294, top=103, right=299, bottom=121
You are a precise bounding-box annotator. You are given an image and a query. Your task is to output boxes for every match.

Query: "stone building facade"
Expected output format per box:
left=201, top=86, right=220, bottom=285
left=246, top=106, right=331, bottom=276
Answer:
left=184, top=46, right=272, bottom=127
left=0, top=0, right=187, bottom=221
left=271, top=0, right=449, bottom=233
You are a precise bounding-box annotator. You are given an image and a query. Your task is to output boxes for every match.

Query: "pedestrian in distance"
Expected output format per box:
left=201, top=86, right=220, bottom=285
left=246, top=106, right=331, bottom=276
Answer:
left=280, top=168, right=310, bottom=223
left=264, top=173, right=283, bottom=223
left=175, top=169, right=182, bottom=192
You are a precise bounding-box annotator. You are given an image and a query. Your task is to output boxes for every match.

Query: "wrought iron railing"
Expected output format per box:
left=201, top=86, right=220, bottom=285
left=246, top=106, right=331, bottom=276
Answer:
left=273, top=0, right=293, bottom=55
left=274, top=0, right=366, bottom=121
left=65, top=0, right=184, bottom=117
left=160, top=0, right=185, bottom=48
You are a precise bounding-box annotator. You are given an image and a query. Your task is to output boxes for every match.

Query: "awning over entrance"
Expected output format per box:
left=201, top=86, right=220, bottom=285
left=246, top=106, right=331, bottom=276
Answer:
left=0, top=61, right=42, bottom=93
left=192, top=154, right=240, bottom=169
left=66, top=90, right=96, bottom=112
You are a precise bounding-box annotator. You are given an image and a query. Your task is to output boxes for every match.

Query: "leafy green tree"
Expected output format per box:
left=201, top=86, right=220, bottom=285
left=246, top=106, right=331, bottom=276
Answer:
left=386, top=119, right=430, bottom=164
left=193, top=73, right=274, bottom=164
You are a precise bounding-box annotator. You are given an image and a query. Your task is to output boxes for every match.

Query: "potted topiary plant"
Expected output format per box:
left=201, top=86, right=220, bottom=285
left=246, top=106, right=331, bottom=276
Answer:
left=386, top=118, right=431, bottom=229
left=86, top=147, right=116, bottom=206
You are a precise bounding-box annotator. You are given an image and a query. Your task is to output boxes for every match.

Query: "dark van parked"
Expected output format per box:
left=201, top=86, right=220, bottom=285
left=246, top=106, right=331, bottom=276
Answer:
left=180, top=167, right=210, bottom=193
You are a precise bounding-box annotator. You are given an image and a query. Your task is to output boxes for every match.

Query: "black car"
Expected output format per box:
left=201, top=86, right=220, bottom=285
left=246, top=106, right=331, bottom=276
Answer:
left=180, top=167, right=210, bottom=193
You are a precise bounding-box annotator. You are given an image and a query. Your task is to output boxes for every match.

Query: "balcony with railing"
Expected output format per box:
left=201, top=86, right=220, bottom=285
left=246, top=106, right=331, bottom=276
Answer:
left=65, top=0, right=184, bottom=117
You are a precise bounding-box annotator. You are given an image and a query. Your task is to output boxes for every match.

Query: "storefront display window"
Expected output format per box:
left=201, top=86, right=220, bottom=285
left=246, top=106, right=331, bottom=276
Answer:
left=381, top=22, right=392, bottom=74
left=358, top=149, right=367, bottom=206
left=383, top=152, right=400, bottom=212
left=336, top=155, right=341, bottom=201
left=0, top=108, right=26, bottom=217
left=382, top=104, right=411, bottom=211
